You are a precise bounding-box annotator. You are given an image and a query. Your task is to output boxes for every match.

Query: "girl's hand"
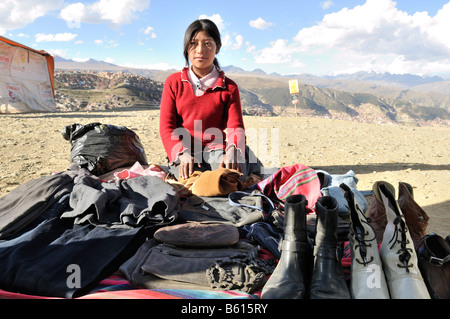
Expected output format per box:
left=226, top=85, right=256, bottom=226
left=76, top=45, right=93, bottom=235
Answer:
left=220, top=147, right=242, bottom=173
left=178, top=152, right=200, bottom=180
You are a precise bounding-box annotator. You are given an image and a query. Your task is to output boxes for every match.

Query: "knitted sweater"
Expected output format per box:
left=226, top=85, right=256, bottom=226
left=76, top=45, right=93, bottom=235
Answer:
left=159, top=67, right=246, bottom=163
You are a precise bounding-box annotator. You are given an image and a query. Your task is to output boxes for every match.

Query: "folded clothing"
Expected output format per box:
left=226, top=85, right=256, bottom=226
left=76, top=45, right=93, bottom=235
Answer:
left=61, top=175, right=179, bottom=229
left=154, top=222, right=240, bottom=247
left=191, top=168, right=244, bottom=197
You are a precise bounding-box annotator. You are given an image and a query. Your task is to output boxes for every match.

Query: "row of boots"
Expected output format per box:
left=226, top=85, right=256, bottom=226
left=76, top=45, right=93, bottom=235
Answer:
left=261, top=181, right=449, bottom=299
left=368, top=181, right=449, bottom=299
left=261, top=193, right=350, bottom=299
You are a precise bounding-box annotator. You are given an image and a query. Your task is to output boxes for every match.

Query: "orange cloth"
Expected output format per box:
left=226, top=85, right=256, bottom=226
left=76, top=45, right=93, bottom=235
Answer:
left=191, top=168, right=244, bottom=197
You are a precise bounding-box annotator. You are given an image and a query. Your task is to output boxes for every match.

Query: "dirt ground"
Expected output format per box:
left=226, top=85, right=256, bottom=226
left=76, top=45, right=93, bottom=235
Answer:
left=0, top=108, right=448, bottom=237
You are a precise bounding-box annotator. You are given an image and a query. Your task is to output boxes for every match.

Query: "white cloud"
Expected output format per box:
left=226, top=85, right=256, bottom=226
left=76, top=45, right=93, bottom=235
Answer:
left=249, top=17, right=273, bottom=30
left=232, top=35, right=244, bottom=50
left=295, top=0, right=450, bottom=60
left=255, top=0, right=450, bottom=75
left=320, top=1, right=334, bottom=10
left=246, top=41, right=256, bottom=53
left=143, top=26, right=154, bottom=34
left=59, top=0, right=150, bottom=28
left=221, top=33, right=245, bottom=51
left=48, top=48, right=69, bottom=58
left=222, top=34, right=232, bottom=48
left=199, top=14, right=225, bottom=31
left=105, top=40, right=119, bottom=48
left=95, top=39, right=104, bottom=45
left=143, top=26, right=157, bottom=39
left=255, top=39, right=298, bottom=64
left=35, top=32, right=77, bottom=42
left=0, top=0, right=64, bottom=34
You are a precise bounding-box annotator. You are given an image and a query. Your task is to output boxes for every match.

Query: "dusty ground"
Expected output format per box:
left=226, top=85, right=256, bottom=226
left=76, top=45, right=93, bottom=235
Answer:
left=0, top=109, right=448, bottom=236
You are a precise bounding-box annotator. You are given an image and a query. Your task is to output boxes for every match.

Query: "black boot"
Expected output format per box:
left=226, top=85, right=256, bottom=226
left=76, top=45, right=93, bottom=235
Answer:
left=310, top=196, right=350, bottom=299
left=261, top=194, right=312, bottom=299
left=416, top=233, right=450, bottom=299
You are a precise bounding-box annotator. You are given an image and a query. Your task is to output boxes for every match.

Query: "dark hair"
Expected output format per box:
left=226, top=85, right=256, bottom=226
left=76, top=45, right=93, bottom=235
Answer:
left=183, top=19, right=221, bottom=69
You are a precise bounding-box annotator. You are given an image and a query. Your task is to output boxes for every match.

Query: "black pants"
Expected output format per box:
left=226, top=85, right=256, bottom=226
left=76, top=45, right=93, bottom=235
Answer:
left=0, top=194, right=147, bottom=298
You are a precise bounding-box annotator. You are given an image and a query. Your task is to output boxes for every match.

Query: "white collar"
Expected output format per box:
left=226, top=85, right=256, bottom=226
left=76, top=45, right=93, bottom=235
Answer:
left=188, top=66, right=220, bottom=96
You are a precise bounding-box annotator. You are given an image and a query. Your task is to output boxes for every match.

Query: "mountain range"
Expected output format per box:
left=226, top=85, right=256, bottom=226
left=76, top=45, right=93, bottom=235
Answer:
left=54, top=56, right=450, bottom=125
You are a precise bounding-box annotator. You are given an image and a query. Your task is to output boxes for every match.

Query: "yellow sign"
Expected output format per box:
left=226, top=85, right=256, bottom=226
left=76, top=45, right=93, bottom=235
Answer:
left=288, top=79, right=299, bottom=95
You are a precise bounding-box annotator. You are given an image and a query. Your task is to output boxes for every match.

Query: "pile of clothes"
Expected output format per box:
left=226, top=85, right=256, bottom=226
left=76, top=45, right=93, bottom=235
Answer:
left=0, top=123, right=448, bottom=299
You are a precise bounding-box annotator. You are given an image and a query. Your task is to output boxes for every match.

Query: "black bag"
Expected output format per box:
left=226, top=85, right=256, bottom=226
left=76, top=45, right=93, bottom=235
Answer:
left=62, top=123, right=148, bottom=175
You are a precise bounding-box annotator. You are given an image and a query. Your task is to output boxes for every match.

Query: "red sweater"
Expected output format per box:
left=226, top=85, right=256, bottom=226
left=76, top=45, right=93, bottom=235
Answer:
left=159, top=67, right=246, bottom=163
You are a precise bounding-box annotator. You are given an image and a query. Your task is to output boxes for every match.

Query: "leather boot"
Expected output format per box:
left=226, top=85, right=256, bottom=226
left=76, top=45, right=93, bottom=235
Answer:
left=368, top=181, right=394, bottom=244
left=397, top=182, right=429, bottom=249
left=378, top=182, right=430, bottom=299
left=417, top=233, right=450, bottom=299
left=261, top=194, right=312, bottom=299
left=310, top=196, right=350, bottom=299
left=341, top=183, right=390, bottom=299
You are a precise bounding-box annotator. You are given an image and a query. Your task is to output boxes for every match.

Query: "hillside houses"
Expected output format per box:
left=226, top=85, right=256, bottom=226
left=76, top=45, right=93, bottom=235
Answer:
left=54, top=70, right=163, bottom=111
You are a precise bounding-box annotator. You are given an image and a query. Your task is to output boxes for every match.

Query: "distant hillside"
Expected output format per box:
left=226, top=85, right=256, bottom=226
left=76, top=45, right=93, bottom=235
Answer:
left=54, top=57, right=449, bottom=126
left=54, top=70, right=162, bottom=111
left=229, top=74, right=449, bottom=125
left=324, top=71, right=444, bottom=87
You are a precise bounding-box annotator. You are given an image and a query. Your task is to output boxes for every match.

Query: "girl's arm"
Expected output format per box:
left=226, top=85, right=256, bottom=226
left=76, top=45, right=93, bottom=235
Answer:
left=159, top=77, right=187, bottom=164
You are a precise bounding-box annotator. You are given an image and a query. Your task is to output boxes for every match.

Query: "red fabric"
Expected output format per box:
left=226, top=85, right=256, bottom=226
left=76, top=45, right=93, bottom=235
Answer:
left=159, top=68, right=246, bottom=163
left=256, top=164, right=322, bottom=212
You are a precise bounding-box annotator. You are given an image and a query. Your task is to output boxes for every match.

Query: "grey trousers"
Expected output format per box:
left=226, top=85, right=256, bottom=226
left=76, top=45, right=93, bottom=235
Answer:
left=168, top=146, right=263, bottom=181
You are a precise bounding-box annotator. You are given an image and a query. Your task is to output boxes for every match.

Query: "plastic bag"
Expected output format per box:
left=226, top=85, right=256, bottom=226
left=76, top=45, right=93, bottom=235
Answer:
left=62, top=122, right=148, bottom=175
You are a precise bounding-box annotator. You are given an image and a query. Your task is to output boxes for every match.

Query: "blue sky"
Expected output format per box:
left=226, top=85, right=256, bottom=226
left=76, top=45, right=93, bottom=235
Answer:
left=1, top=0, right=450, bottom=77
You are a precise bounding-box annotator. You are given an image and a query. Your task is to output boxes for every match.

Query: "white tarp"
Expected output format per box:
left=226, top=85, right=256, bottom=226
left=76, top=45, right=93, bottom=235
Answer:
left=0, top=39, right=55, bottom=113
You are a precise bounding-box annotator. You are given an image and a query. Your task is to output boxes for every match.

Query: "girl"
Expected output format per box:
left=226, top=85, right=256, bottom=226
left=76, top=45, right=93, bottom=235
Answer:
left=159, top=19, right=254, bottom=180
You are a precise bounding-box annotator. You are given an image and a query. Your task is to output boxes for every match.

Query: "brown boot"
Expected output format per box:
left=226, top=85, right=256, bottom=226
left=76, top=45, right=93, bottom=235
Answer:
left=368, top=181, right=395, bottom=244
left=397, top=182, right=429, bottom=249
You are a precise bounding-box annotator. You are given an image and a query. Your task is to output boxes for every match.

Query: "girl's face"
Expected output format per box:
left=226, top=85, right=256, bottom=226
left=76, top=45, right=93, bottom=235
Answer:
left=188, top=30, right=220, bottom=78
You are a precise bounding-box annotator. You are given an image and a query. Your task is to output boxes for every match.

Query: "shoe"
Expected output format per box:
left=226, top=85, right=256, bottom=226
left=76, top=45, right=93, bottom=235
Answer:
left=309, top=196, right=351, bottom=299
left=368, top=181, right=394, bottom=244
left=378, top=182, right=430, bottom=299
left=417, top=233, right=450, bottom=299
left=261, top=194, right=312, bottom=299
left=397, top=182, right=429, bottom=249
left=341, top=183, right=390, bottom=299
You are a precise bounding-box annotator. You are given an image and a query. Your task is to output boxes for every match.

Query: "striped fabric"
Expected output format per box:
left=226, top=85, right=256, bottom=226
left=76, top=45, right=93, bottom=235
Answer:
left=0, top=272, right=259, bottom=299
left=78, top=288, right=259, bottom=300
left=256, top=164, right=322, bottom=212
